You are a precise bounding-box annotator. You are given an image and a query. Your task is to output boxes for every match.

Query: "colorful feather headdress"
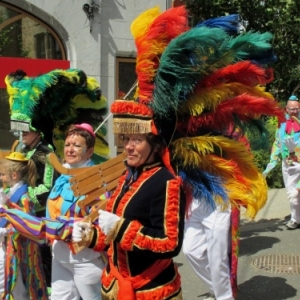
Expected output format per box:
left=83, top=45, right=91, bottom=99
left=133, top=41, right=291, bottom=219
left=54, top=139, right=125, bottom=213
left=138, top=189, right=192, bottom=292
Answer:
left=112, top=6, right=285, bottom=219
left=5, top=69, right=109, bottom=163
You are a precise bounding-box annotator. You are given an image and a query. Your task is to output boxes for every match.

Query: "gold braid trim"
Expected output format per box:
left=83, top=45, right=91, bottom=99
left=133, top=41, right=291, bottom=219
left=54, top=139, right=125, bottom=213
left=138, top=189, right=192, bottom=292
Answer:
left=169, top=290, right=183, bottom=300
left=113, top=118, right=152, bottom=134
left=105, top=218, right=125, bottom=244
left=71, top=222, right=96, bottom=254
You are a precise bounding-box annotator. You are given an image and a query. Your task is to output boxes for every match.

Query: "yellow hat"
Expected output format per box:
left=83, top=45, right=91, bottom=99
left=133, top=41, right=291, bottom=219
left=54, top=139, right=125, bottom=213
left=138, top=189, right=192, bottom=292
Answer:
left=5, top=152, right=28, bottom=162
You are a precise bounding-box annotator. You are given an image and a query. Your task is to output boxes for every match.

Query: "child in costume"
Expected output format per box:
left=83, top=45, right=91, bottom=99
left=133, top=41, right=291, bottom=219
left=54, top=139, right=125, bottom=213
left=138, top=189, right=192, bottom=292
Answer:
left=0, top=152, right=48, bottom=300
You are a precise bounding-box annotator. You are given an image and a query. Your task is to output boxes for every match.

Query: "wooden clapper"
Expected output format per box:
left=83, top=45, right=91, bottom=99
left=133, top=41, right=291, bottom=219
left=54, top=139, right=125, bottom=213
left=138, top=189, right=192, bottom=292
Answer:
left=0, top=140, right=19, bottom=159
left=48, top=152, right=127, bottom=222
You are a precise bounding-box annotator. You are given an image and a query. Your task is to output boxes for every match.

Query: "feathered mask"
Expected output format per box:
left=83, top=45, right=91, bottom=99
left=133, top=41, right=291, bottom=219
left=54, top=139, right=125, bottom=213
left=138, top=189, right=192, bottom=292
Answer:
left=111, top=6, right=285, bottom=219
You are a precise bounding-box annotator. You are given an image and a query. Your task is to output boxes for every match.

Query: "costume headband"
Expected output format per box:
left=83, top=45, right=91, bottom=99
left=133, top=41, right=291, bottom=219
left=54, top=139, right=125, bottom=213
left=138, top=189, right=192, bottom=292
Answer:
left=289, top=95, right=298, bottom=101
left=111, top=100, right=158, bottom=135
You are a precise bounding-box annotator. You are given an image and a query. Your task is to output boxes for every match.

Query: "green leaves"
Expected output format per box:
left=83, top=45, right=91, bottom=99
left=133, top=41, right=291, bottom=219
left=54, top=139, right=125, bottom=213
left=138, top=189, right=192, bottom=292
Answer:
left=186, top=0, right=300, bottom=103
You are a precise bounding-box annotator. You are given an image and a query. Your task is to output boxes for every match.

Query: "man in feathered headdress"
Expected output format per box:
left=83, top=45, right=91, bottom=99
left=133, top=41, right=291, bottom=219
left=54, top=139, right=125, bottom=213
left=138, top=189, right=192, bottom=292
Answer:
left=263, top=94, right=300, bottom=230
left=6, top=70, right=59, bottom=288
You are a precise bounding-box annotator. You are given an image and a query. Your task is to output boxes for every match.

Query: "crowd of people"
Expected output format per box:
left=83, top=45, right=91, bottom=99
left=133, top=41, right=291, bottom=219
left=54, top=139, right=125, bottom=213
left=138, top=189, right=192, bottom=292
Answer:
left=0, top=5, right=296, bottom=300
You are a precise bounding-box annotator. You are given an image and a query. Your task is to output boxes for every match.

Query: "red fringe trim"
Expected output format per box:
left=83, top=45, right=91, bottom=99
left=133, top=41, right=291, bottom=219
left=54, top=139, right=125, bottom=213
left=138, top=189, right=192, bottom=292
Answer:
left=111, top=100, right=153, bottom=117
left=126, top=179, right=181, bottom=253
left=136, top=270, right=181, bottom=300
left=92, top=226, right=107, bottom=252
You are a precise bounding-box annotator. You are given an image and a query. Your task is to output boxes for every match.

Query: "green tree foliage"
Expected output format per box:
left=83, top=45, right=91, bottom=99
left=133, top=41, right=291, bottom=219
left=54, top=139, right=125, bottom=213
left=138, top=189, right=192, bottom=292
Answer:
left=186, top=0, right=300, bottom=102
left=250, top=118, right=284, bottom=188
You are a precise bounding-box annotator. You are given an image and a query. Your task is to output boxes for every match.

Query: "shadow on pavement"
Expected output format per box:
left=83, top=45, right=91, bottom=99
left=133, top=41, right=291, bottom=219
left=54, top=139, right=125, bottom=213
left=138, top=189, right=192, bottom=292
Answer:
left=241, top=216, right=289, bottom=236
left=236, top=275, right=297, bottom=300
left=239, top=236, right=281, bottom=256
left=239, top=216, right=290, bottom=256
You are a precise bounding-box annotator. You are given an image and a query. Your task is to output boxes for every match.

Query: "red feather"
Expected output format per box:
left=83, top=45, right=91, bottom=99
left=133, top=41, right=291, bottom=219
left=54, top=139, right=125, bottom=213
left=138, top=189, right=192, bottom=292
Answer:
left=198, top=61, right=274, bottom=88
left=179, top=94, right=285, bottom=134
left=135, top=6, right=189, bottom=104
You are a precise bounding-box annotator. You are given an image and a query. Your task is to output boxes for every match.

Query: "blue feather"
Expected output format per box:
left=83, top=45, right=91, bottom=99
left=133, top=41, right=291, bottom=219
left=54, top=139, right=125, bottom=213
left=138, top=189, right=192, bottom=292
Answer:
left=196, top=14, right=243, bottom=35
left=179, top=168, right=228, bottom=209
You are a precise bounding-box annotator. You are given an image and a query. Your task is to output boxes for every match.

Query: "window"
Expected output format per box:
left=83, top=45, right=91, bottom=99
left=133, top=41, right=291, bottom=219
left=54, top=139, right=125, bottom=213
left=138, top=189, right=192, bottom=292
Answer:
left=0, top=3, right=65, bottom=59
left=116, top=58, right=136, bottom=100
left=35, top=32, right=62, bottom=59
left=115, top=57, right=137, bottom=154
left=0, top=2, right=67, bottom=150
left=0, top=89, right=17, bottom=150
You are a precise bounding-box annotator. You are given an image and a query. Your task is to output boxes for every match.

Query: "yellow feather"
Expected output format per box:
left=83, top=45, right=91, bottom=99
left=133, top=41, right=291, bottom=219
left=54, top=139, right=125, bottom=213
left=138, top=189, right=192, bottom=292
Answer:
left=130, top=6, right=161, bottom=40
left=172, top=136, right=267, bottom=218
left=181, top=83, right=274, bottom=116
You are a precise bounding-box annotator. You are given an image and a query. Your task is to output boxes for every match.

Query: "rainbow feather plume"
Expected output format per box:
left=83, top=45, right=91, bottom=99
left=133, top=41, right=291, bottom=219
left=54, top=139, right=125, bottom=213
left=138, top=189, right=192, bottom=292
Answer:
left=127, top=9, right=285, bottom=219
left=132, top=6, right=189, bottom=104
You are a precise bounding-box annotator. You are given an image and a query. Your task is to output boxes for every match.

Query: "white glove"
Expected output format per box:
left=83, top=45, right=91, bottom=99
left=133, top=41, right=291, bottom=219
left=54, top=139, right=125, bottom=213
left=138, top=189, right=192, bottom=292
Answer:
left=287, top=189, right=299, bottom=205
left=72, top=221, right=92, bottom=243
left=284, top=137, right=298, bottom=152
left=287, top=162, right=300, bottom=176
left=0, top=190, right=9, bottom=205
left=0, top=228, right=8, bottom=238
left=0, top=228, right=9, bottom=243
left=98, top=210, right=120, bottom=235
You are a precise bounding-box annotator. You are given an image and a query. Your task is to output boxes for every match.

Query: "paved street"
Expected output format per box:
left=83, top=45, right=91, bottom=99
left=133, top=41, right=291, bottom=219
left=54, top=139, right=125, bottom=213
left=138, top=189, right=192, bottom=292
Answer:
left=175, top=188, right=300, bottom=299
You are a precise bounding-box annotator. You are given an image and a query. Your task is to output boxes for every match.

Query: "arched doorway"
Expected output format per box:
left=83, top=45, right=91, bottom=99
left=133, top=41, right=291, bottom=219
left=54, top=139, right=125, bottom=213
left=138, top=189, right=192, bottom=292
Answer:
left=0, top=2, right=70, bottom=149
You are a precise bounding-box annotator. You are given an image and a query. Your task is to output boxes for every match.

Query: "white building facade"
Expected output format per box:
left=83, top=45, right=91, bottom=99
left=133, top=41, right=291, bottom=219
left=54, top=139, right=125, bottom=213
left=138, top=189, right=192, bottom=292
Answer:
left=0, top=0, right=179, bottom=155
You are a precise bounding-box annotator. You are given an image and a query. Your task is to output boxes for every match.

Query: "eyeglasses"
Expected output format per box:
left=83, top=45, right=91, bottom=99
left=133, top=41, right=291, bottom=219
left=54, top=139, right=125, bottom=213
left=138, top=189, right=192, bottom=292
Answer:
left=287, top=107, right=299, bottom=112
left=121, top=136, right=145, bottom=147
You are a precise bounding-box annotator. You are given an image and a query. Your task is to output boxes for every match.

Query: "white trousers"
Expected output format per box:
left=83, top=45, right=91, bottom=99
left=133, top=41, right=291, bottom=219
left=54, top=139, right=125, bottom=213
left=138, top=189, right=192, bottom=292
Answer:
left=183, top=200, right=234, bottom=300
left=51, top=256, right=105, bottom=300
left=282, top=161, right=300, bottom=223
left=0, top=243, right=29, bottom=300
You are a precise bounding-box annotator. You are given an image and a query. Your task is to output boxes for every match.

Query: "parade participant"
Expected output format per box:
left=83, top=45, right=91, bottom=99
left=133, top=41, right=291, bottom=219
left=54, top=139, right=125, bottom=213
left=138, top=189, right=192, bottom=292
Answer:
left=72, top=6, right=283, bottom=300
left=5, top=68, right=110, bottom=288
left=1, top=69, right=110, bottom=299
left=21, top=130, right=57, bottom=288
left=263, top=95, right=300, bottom=229
left=72, top=7, right=189, bottom=299
left=7, top=70, right=58, bottom=288
left=47, top=123, right=105, bottom=300
left=0, top=152, right=48, bottom=300
left=182, top=15, right=261, bottom=300
left=20, top=129, right=57, bottom=216
left=73, top=128, right=186, bottom=299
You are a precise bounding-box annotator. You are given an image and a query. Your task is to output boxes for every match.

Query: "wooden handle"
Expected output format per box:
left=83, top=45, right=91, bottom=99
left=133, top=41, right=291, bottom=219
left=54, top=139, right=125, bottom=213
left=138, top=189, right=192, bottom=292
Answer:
left=83, top=200, right=107, bottom=222
left=48, top=153, right=96, bottom=175
left=11, top=140, right=19, bottom=152
left=292, top=116, right=300, bottom=125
